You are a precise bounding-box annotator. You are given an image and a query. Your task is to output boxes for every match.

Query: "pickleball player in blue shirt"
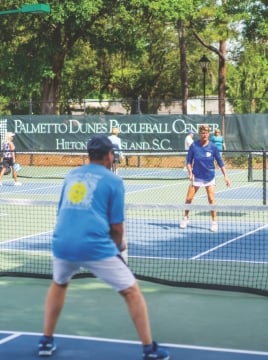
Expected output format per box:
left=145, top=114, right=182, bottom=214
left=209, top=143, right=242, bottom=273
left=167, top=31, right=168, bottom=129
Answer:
left=210, top=128, right=226, bottom=152
left=180, top=124, right=230, bottom=232
left=38, top=135, right=170, bottom=360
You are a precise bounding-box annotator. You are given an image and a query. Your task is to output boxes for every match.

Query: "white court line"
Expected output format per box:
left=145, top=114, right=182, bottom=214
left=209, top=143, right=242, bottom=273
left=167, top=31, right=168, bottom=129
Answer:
left=1, top=330, right=268, bottom=356
left=196, top=180, right=261, bottom=199
left=126, top=169, right=254, bottom=197
left=0, top=332, right=22, bottom=344
left=0, top=231, right=52, bottom=245
left=126, top=181, right=180, bottom=194
left=0, top=183, right=61, bottom=195
left=215, top=181, right=260, bottom=193
left=128, top=255, right=268, bottom=264
left=191, top=224, right=268, bottom=260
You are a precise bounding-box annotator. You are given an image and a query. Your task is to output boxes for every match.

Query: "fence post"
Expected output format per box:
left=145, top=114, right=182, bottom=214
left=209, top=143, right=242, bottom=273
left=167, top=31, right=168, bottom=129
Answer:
left=263, top=151, right=266, bottom=205
left=248, top=151, right=253, bottom=182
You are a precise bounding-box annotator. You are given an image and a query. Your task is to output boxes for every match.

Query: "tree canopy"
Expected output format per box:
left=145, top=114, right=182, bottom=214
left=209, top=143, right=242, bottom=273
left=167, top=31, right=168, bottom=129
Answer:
left=0, top=0, right=267, bottom=114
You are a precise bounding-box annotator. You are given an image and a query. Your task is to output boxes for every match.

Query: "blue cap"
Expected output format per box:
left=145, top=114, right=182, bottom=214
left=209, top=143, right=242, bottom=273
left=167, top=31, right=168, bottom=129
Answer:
left=87, top=135, right=114, bottom=154
left=188, top=130, right=194, bottom=134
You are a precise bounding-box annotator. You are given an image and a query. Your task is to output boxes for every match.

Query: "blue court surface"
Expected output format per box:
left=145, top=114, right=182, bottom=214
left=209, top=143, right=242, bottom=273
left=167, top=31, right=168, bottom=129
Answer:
left=1, top=218, right=268, bottom=263
left=208, top=186, right=267, bottom=200
left=127, top=219, right=268, bottom=262
left=1, top=331, right=268, bottom=359
left=1, top=219, right=267, bottom=262
left=0, top=182, right=62, bottom=196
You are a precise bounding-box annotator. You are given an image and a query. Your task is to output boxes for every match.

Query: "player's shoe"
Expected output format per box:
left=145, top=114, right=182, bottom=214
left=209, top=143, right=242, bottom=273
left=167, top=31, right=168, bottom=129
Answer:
left=180, top=216, right=189, bottom=229
left=143, top=341, right=170, bottom=360
left=38, top=335, right=56, bottom=356
left=210, top=221, right=218, bottom=232
left=14, top=182, right=22, bottom=186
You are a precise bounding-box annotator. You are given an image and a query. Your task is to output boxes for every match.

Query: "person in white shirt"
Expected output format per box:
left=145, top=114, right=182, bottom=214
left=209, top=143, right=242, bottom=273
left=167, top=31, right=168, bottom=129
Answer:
left=108, top=127, right=123, bottom=174
left=184, top=130, right=194, bottom=151
left=183, top=130, right=194, bottom=171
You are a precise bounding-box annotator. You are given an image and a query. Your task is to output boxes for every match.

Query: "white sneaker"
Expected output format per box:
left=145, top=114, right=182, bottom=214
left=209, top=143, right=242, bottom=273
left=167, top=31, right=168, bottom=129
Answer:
left=14, top=182, right=22, bottom=186
left=180, top=216, right=189, bottom=229
left=210, top=221, right=218, bottom=232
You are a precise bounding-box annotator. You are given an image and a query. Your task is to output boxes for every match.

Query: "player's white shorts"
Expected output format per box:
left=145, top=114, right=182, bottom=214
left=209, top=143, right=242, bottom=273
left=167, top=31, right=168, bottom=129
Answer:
left=52, top=255, right=136, bottom=292
left=193, top=177, right=215, bottom=187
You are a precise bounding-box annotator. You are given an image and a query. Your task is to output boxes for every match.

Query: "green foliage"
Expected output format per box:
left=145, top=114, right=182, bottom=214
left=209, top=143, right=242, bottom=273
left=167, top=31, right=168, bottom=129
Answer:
left=227, top=42, right=268, bottom=113
left=227, top=153, right=248, bottom=168
left=129, top=0, right=200, bottom=21
left=0, top=0, right=267, bottom=114
left=48, top=0, right=104, bottom=24
left=0, top=96, right=11, bottom=115
left=108, top=19, right=181, bottom=113
left=60, top=40, right=98, bottom=101
left=241, top=0, right=268, bottom=41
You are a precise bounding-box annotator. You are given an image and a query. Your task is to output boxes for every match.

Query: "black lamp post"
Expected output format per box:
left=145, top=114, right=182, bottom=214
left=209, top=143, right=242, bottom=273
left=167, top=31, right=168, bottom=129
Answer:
left=199, top=55, right=210, bottom=115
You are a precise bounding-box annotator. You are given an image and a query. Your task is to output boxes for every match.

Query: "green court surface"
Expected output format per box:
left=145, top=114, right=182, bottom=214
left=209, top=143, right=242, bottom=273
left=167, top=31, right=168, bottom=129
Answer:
left=1, top=165, right=266, bottom=205
left=1, top=277, right=268, bottom=353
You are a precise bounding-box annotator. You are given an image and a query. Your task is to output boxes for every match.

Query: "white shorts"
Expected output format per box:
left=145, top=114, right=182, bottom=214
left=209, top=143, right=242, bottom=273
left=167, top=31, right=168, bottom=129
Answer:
left=52, top=255, right=136, bottom=292
left=193, top=177, right=215, bottom=187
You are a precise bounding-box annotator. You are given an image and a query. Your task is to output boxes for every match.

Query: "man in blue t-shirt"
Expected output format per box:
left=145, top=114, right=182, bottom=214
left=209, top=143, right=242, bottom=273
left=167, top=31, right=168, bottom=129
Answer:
left=38, top=135, right=169, bottom=360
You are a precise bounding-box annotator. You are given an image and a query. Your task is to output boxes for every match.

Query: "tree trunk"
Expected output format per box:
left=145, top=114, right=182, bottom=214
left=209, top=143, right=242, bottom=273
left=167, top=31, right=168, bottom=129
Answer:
left=218, top=39, right=226, bottom=115
left=40, top=77, right=60, bottom=114
left=178, top=20, right=188, bottom=114
left=40, top=51, right=66, bottom=114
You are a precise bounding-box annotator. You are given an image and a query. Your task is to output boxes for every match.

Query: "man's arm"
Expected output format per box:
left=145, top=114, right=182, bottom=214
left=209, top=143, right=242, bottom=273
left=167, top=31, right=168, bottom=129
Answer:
left=110, top=223, right=127, bottom=251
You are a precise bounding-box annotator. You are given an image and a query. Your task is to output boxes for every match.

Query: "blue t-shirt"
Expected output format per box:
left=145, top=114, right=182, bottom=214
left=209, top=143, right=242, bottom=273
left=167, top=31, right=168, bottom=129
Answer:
left=53, top=163, right=124, bottom=261
left=186, top=140, right=224, bottom=182
left=210, top=135, right=225, bottom=151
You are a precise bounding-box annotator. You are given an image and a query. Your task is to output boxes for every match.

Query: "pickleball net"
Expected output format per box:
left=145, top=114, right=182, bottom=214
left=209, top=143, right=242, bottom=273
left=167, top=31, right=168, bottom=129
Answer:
left=15, top=151, right=189, bottom=180
left=15, top=150, right=267, bottom=181
left=1, top=199, right=268, bottom=296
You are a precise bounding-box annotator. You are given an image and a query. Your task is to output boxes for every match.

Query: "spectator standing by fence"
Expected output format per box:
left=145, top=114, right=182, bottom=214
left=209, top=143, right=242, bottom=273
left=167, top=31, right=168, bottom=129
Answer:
left=210, top=129, right=226, bottom=153
left=184, top=130, right=194, bottom=151
left=108, top=127, right=123, bottom=174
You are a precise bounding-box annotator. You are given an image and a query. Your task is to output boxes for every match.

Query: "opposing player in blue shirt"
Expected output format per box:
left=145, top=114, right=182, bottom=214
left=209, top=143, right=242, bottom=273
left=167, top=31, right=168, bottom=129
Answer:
left=210, top=128, right=226, bottom=153
left=38, top=135, right=169, bottom=360
left=180, top=124, right=230, bottom=232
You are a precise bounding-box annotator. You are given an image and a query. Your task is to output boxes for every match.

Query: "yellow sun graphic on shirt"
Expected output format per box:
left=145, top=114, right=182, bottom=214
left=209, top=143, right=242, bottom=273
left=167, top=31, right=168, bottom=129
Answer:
left=68, top=182, right=87, bottom=204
